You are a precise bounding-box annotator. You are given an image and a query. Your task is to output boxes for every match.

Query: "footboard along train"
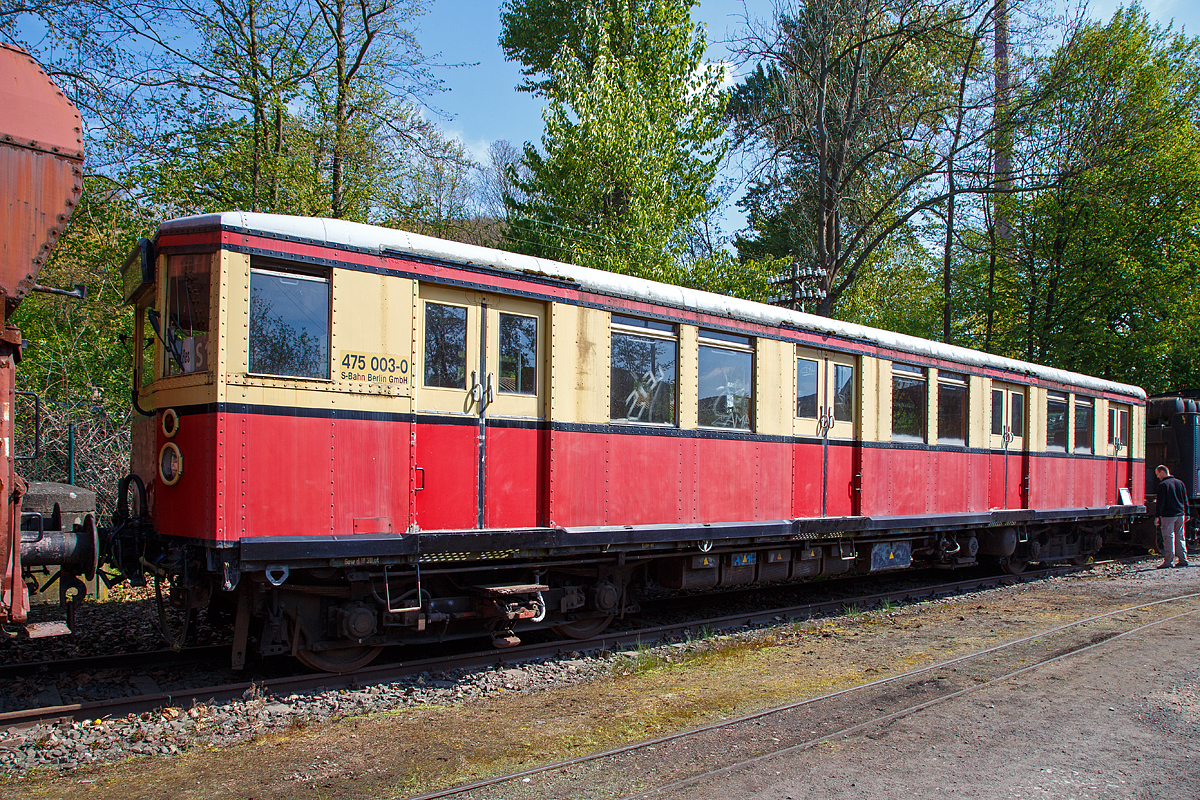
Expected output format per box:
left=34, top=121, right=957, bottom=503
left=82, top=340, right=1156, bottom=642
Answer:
left=71, top=212, right=1141, bottom=671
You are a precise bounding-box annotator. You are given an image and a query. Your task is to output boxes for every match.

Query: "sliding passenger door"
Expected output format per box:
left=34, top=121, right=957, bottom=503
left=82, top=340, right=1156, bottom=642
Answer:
left=481, top=296, right=547, bottom=528
left=989, top=383, right=1028, bottom=509
left=414, top=285, right=547, bottom=530
left=794, top=348, right=859, bottom=518
left=1107, top=403, right=1132, bottom=505
left=823, top=352, right=859, bottom=517
left=414, top=285, right=482, bottom=529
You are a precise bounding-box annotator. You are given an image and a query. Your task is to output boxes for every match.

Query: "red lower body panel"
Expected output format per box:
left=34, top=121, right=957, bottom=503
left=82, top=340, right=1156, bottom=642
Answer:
left=149, top=409, right=1143, bottom=542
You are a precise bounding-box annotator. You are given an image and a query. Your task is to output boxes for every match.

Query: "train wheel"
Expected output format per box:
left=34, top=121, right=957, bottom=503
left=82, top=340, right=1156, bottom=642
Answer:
left=296, top=645, right=383, bottom=673
left=551, top=614, right=614, bottom=640
left=1001, top=558, right=1029, bottom=576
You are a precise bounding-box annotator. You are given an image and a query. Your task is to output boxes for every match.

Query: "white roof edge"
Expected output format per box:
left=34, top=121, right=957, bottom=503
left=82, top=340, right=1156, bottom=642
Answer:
left=159, top=212, right=1147, bottom=401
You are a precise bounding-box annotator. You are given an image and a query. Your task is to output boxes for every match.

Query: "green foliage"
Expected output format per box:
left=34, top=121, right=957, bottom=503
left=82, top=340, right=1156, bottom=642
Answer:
left=675, top=252, right=782, bottom=304
left=12, top=178, right=147, bottom=413
left=961, top=5, right=1200, bottom=391
left=834, top=233, right=943, bottom=339
left=503, top=0, right=726, bottom=282
left=728, top=0, right=972, bottom=315
left=9, top=180, right=147, bottom=509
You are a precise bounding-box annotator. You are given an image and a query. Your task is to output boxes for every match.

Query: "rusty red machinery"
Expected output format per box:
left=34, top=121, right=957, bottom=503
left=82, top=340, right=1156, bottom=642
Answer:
left=0, top=43, right=85, bottom=630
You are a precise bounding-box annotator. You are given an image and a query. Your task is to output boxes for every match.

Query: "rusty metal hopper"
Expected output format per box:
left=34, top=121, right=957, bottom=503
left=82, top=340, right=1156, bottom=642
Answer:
left=0, top=43, right=84, bottom=626
left=0, top=42, right=84, bottom=314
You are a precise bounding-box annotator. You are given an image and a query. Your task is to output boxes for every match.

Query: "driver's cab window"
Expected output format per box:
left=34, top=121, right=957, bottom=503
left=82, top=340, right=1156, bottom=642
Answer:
left=248, top=262, right=331, bottom=380
left=162, top=253, right=212, bottom=376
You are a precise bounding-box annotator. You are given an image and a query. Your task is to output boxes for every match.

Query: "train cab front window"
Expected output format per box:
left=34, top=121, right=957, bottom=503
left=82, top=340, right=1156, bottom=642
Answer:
left=248, top=266, right=330, bottom=380
left=163, top=254, right=212, bottom=376
left=891, top=363, right=927, bottom=443
left=698, top=330, right=753, bottom=430
left=1046, top=392, right=1068, bottom=451
left=610, top=314, right=677, bottom=425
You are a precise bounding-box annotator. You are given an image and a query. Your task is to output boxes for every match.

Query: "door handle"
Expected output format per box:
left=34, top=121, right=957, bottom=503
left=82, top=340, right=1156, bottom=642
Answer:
left=414, top=466, right=425, bottom=492
left=486, top=372, right=496, bottom=405
left=470, top=371, right=482, bottom=403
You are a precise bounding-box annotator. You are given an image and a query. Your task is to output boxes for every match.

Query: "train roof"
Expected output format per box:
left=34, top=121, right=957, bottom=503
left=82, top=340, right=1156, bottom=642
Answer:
left=160, top=212, right=1147, bottom=402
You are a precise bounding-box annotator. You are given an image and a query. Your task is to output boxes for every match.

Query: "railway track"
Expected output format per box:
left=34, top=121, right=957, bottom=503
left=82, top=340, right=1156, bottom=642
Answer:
left=0, top=559, right=1115, bottom=730
left=404, top=588, right=1200, bottom=800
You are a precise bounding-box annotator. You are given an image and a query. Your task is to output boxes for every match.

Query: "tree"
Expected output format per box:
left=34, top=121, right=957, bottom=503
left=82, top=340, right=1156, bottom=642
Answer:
left=728, top=0, right=1059, bottom=319
left=503, top=0, right=726, bottom=281
left=309, top=0, right=439, bottom=217
left=970, top=6, right=1200, bottom=392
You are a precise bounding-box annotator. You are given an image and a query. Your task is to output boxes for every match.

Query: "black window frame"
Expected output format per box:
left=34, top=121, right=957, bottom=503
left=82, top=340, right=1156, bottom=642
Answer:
left=937, top=371, right=968, bottom=446
left=891, top=363, right=928, bottom=444
left=610, top=315, right=679, bottom=426
left=1046, top=392, right=1069, bottom=452
left=1073, top=396, right=1094, bottom=454
left=247, top=261, right=332, bottom=381
left=698, top=329, right=754, bottom=431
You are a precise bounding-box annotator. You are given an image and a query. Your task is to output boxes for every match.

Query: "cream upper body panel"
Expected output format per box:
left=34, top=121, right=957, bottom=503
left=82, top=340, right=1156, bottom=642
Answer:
left=158, top=212, right=1145, bottom=403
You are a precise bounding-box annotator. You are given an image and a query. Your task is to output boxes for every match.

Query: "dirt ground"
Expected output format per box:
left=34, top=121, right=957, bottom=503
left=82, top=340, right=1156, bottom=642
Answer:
left=3, top=560, right=1197, bottom=800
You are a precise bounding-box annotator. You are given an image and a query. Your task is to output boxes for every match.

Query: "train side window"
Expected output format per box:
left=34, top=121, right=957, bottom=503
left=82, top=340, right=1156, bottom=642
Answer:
left=991, top=388, right=1004, bottom=435
left=891, top=363, right=927, bottom=443
left=937, top=371, right=968, bottom=445
left=1074, top=397, right=1094, bottom=454
left=833, top=363, right=854, bottom=423
left=424, top=302, right=469, bottom=389
left=248, top=267, right=330, bottom=379
left=1046, top=392, right=1068, bottom=451
left=698, top=330, right=753, bottom=430
left=1109, top=406, right=1130, bottom=447
left=610, top=315, right=677, bottom=425
left=498, top=313, right=537, bottom=394
left=1011, top=392, right=1025, bottom=435
left=164, top=253, right=212, bottom=376
left=797, top=358, right=818, bottom=418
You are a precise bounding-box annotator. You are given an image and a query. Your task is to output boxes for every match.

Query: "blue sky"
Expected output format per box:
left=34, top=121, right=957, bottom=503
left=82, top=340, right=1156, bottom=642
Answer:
left=418, top=1, right=772, bottom=162
left=418, top=0, right=1199, bottom=167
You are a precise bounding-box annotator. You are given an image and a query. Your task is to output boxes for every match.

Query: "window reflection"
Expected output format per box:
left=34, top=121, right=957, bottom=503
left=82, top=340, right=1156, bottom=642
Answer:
left=833, top=364, right=854, bottom=423
left=699, top=345, right=752, bottom=429
left=424, top=303, right=468, bottom=389
left=892, top=365, right=927, bottom=442
left=937, top=379, right=967, bottom=445
left=797, top=358, right=818, bottom=418
left=1074, top=398, right=1093, bottom=453
left=499, top=313, right=537, bottom=394
left=611, top=331, right=677, bottom=424
left=248, top=268, right=329, bottom=379
left=165, top=254, right=212, bottom=376
left=1046, top=394, right=1068, bottom=451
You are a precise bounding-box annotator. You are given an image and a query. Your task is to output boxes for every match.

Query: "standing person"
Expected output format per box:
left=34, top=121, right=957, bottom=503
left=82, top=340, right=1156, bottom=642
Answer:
left=1154, top=465, right=1189, bottom=568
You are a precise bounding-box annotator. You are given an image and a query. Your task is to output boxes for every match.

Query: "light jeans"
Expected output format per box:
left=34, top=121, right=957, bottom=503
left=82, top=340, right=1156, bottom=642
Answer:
left=1160, top=516, right=1188, bottom=564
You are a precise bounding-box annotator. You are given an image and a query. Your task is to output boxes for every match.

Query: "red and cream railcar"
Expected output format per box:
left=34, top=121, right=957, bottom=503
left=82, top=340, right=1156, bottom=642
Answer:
left=113, top=212, right=1145, bottom=670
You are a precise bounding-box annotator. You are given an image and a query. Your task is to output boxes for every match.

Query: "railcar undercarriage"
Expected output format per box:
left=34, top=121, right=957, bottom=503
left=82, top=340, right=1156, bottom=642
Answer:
left=113, top=510, right=1128, bottom=672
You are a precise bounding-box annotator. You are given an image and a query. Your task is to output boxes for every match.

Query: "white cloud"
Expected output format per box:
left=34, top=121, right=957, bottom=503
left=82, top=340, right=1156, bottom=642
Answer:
left=442, top=127, right=493, bottom=165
